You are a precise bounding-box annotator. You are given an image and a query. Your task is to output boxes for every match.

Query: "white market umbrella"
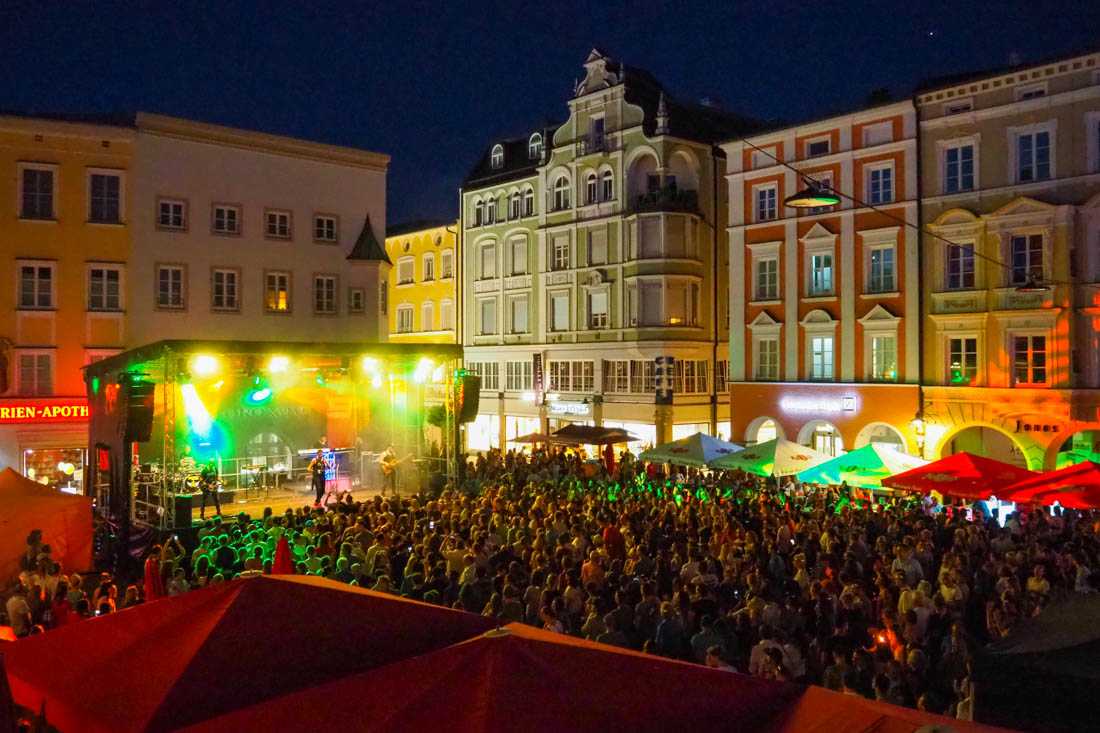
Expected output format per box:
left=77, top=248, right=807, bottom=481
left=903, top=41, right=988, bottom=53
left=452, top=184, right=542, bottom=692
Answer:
left=708, top=437, right=831, bottom=477
left=639, top=432, right=743, bottom=468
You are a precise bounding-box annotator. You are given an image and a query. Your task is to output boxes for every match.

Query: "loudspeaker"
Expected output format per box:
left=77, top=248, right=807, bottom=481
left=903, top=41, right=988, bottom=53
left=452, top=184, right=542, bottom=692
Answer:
left=124, top=377, right=156, bottom=443
left=457, top=375, right=481, bottom=423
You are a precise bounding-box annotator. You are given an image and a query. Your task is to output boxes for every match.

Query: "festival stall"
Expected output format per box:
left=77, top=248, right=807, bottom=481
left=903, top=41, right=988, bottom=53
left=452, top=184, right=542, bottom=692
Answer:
left=0, top=467, right=92, bottom=582
left=795, top=443, right=927, bottom=489
left=639, top=432, right=742, bottom=467
left=1, top=575, right=495, bottom=733
left=997, top=460, right=1100, bottom=509
left=709, top=438, right=830, bottom=477
left=880, top=452, right=1036, bottom=501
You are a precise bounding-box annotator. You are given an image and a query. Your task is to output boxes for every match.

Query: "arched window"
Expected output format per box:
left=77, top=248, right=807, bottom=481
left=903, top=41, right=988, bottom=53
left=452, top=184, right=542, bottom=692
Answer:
left=528, top=133, right=543, bottom=160
left=523, top=187, right=535, bottom=217
left=601, top=170, right=614, bottom=201
left=472, top=198, right=483, bottom=226
left=586, top=173, right=598, bottom=205
left=553, top=175, right=570, bottom=211
left=509, top=192, right=521, bottom=219
left=490, top=144, right=504, bottom=169
left=485, top=197, right=497, bottom=224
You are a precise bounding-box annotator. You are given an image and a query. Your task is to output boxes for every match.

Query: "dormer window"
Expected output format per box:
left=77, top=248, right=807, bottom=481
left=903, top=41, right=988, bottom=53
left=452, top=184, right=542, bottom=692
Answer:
left=490, top=144, right=504, bottom=169
left=528, top=133, right=543, bottom=160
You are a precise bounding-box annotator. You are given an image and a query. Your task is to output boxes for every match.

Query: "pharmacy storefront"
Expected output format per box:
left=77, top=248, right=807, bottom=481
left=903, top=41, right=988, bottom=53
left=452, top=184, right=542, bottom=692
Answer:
left=0, top=397, right=90, bottom=494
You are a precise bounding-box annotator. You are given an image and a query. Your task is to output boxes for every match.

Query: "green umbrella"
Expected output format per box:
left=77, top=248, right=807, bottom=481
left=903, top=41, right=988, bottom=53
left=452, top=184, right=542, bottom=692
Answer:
left=796, top=442, right=927, bottom=489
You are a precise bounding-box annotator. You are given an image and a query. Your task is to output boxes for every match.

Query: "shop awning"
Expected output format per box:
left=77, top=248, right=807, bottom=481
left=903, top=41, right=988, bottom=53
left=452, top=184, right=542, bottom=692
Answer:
left=709, top=438, right=830, bottom=477
left=639, top=432, right=742, bottom=467
left=550, top=425, right=639, bottom=445
left=997, top=461, right=1100, bottom=509
left=796, top=443, right=927, bottom=489
left=512, top=432, right=552, bottom=444
left=880, top=452, right=1036, bottom=500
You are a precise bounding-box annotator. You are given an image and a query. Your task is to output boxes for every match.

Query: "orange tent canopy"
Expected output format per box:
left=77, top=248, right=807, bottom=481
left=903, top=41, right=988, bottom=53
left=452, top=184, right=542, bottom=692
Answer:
left=998, top=460, right=1100, bottom=509
left=0, top=467, right=92, bottom=581
left=881, top=452, right=1036, bottom=500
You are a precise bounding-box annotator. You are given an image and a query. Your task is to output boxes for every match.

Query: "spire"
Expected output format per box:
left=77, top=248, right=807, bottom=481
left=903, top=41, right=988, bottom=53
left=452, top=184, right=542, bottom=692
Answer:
left=656, top=91, right=669, bottom=135
left=347, top=214, right=390, bottom=264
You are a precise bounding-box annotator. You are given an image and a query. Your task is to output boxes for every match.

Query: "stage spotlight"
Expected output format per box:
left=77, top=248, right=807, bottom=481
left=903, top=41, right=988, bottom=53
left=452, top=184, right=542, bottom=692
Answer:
left=192, top=354, right=219, bottom=377
left=371, top=374, right=383, bottom=388
left=362, top=356, right=379, bottom=373
left=246, top=375, right=273, bottom=405
left=413, top=357, right=434, bottom=384
left=268, top=356, right=290, bottom=373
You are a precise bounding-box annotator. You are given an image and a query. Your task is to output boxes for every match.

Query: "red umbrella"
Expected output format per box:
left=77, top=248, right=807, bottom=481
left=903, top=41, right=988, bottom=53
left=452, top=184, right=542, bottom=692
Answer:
left=998, top=461, right=1100, bottom=509
left=881, top=452, right=1036, bottom=500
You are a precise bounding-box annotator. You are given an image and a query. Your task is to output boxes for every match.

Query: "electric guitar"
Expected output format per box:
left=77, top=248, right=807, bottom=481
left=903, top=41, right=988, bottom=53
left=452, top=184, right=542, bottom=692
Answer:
left=379, top=453, right=414, bottom=477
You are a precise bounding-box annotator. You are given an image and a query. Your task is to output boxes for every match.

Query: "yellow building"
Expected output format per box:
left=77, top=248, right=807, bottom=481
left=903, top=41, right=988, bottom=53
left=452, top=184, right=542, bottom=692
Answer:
left=385, top=220, right=459, bottom=343
left=0, top=114, right=134, bottom=490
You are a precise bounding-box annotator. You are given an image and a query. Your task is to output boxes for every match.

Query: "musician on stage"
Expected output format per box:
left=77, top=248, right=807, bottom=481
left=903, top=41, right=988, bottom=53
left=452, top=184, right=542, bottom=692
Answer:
left=309, top=449, right=327, bottom=506
left=380, top=445, right=398, bottom=497
left=198, top=459, right=221, bottom=519
left=178, top=445, right=197, bottom=474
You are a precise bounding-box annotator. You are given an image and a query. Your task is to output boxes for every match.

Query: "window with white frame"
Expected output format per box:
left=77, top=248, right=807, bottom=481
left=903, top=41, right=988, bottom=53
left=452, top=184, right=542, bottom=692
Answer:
left=947, top=336, right=978, bottom=384
left=88, top=266, right=121, bottom=311
left=479, top=298, right=497, bottom=335
left=421, top=300, right=434, bottom=331
left=480, top=243, right=496, bottom=279
left=509, top=192, right=521, bottom=219
left=211, top=268, right=239, bottom=311
left=588, top=229, right=607, bottom=265
left=751, top=148, right=775, bottom=169
left=265, top=209, right=292, bottom=239
left=472, top=199, right=483, bottom=226
left=1012, top=334, right=1047, bottom=386
left=19, top=263, right=54, bottom=309
left=862, top=121, right=893, bottom=147
left=674, top=360, right=708, bottom=394
left=1010, top=234, right=1043, bottom=285
left=505, top=360, right=533, bottom=391
left=485, top=197, right=497, bottom=224
left=944, top=143, right=975, bottom=193
left=396, top=305, right=414, bottom=333
left=805, top=172, right=835, bottom=215
left=549, top=291, right=569, bottom=331
left=754, top=337, right=779, bottom=380
left=313, top=275, right=337, bottom=314
left=715, top=359, right=728, bottom=393
left=528, top=133, right=543, bottom=160
left=552, top=235, right=570, bottom=271
left=870, top=334, right=897, bottom=381
left=548, top=360, right=593, bottom=393
left=603, top=360, right=630, bottom=393
left=490, top=144, right=504, bottom=169
left=314, top=215, right=338, bottom=242
left=468, top=362, right=500, bottom=391
left=868, top=245, right=896, bottom=293
left=157, top=265, right=185, bottom=309
left=212, top=204, right=240, bottom=235
left=348, top=287, right=365, bottom=314
left=666, top=282, right=699, bottom=326
left=510, top=236, right=527, bottom=275
left=755, top=257, right=778, bottom=301
left=441, top=249, right=454, bottom=278
left=629, top=359, right=656, bottom=393
left=944, top=100, right=972, bottom=115
left=601, top=170, right=614, bottom=201
left=586, top=173, right=598, bottom=205
left=88, top=171, right=122, bottom=223
left=806, top=138, right=831, bottom=157
left=1016, top=83, right=1046, bottom=101
left=588, top=289, right=608, bottom=329
left=809, top=336, right=834, bottom=380
left=20, top=166, right=55, bottom=220
left=867, top=164, right=894, bottom=204
left=809, top=253, right=834, bottom=296
left=440, top=299, right=454, bottom=330
left=157, top=198, right=186, bottom=230
left=946, top=244, right=975, bottom=289
left=755, top=184, right=778, bottom=222
left=264, top=271, right=290, bottom=312
left=509, top=296, right=528, bottom=333
left=17, top=353, right=52, bottom=396
left=397, top=257, right=415, bottom=285
left=524, top=188, right=535, bottom=217
left=636, top=281, right=662, bottom=326
left=553, top=175, right=570, bottom=210
left=423, top=253, right=435, bottom=281
left=1015, top=127, right=1052, bottom=182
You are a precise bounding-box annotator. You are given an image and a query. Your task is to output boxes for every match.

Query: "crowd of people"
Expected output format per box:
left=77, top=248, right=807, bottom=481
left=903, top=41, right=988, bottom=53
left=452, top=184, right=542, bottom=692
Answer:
left=6, top=446, right=1098, bottom=721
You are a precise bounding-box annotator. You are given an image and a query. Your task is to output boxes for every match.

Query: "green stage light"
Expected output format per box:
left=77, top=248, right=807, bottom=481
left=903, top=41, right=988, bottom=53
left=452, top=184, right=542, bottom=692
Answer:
left=315, top=371, right=327, bottom=386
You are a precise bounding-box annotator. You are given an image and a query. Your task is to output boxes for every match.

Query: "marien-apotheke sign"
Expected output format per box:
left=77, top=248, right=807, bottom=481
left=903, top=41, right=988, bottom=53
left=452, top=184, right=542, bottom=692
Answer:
left=0, top=398, right=90, bottom=424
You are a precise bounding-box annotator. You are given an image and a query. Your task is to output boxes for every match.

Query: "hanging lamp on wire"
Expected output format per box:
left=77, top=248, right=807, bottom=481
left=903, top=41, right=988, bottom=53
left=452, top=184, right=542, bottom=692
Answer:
left=784, top=177, right=841, bottom=208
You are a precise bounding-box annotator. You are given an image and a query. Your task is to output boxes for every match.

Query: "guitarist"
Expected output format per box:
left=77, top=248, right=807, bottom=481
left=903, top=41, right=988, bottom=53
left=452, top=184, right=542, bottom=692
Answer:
left=198, top=459, right=222, bottom=519
left=380, top=445, right=399, bottom=497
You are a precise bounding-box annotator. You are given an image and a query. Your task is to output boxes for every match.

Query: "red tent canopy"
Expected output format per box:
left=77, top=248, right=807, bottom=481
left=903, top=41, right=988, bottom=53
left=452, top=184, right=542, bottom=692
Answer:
left=998, top=460, right=1100, bottom=509
left=2, top=575, right=495, bottom=733
left=881, top=452, right=1036, bottom=500
left=180, top=623, right=1006, bottom=733
left=0, top=467, right=92, bottom=581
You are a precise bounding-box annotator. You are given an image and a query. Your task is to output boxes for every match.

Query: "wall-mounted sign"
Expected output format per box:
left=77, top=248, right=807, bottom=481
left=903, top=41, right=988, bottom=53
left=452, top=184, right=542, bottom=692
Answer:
left=778, top=395, right=857, bottom=414
left=548, top=401, right=589, bottom=416
left=0, top=398, right=90, bottom=424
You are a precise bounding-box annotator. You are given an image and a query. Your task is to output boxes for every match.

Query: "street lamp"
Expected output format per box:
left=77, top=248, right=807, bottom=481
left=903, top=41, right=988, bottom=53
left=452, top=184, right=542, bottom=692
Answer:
left=784, top=179, right=841, bottom=208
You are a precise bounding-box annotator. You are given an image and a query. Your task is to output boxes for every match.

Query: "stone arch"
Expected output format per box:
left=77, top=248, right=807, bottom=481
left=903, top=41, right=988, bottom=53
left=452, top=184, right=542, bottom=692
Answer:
left=933, top=421, right=1043, bottom=470
left=797, top=419, right=844, bottom=456
left=854, top=421, right=907, bottom=451
left=1043, top=423, right=1100, bottom=470
left=667, top=148, right=700, bottom=191
left=626, top=147, right=660, bottom=202
left=745, top=415, right=785, bottom=444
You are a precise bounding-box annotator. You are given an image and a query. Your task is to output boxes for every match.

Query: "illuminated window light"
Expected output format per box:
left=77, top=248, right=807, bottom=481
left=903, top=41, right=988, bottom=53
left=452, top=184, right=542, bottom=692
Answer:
left=191, top=355, right=219, bottom=377
left=268, top=356, right=290, bottom=373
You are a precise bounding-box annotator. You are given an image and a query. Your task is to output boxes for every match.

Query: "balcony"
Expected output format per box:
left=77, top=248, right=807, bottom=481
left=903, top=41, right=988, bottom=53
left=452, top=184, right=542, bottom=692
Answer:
left=574, top=135, right=620, bottom=156
left=632, top=187, right=699, bottom=214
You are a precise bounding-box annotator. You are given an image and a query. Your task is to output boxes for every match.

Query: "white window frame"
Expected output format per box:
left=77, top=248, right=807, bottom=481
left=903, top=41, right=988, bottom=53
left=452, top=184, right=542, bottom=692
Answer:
left=548, top=290, right=570, bottom=332
left=87, top=168, right=124, bottom=224
left=16, top=350, right=53, bottom=397
left=808, top=252, right=835, bottom=296
left=313, top=274, right=338, bottom=315
left=264, top=270, right=291, bottom=313
left=523, top=188, right=535, bottom=217
left=348, top=287, right=365, bottom=314
left=808, top=334, right=835, bottom=381
left=313, top=214, right=338, bottom=243
left=478, top=297, right=497, bottom=336
left=212, top=203, right=241, bottom=235
left=588, top=228, right=607, bottom=266
left=485, top=197, right=497, bottom=224
left=945, top=333, right=980, bottom=386
left=754, top=336, right=780, bottom=381
left=422, top=253, right=436, bottom=282
left=603, top=359, right=630, bottom=393
left=865, top=161, right=895, bottom=204
left=508, top=295, right=528, bottom=334
left=509, top=192, right=521, bottom=220
left=490, top=144, right=504, bottom=169
left=156, top=264, right=186, bottom=310
left=861, top=121, right=893, bottom=147
left=396, top=256, right=415, bottom=285
left=440, top=298, right=454, bottom=330
left=945, top=241, right=976, bottom=290
left=553, top=175, right=571, bottom=210
left=861, top=227, right=900, bottom=295
left=753, top=182, right=778, bottom=222
left=1008, top=120, right=1056, bottom=184
left=869, top=333, right=898, bottom=382
left=805, top=136, right=831, bottom=158
left=396, top=304, right=414, bottom=333
left=441, top=249, right=454, bottom=279
left=754, top=255, right=779, bottom=302
left=939, top=136, right=980, bottom=195
left=264, top=209, right=292, bottom=239
left=528, top=133, right=543, bottom=160
left=587, top=287, right=609, bottom=329
left=1007, top=231, right=1045, bottom=286
left=87, top=263, right=123, bottom=312
left=601, top=169, right=614, bottom=201
left=867, top=245, right=896, bottom=293
left=510, top=236, right=528, bottom=275
left=480, top=242, right=497, bottom=279
left=157, top=197, right=187, bottom=231
left=1015, top=82, right=1047, bottom=101
left=586, top=172, right=598, bottom=205
left=943, top=98, right=973, bottom=116
left=17, top=260, right=56, bottom=310
left=18, top=163, right=58, bottom=221
left=505, top=360, right=534, bottom=391
left=551, top=235, right=570, bottom=271
left=1010, top=331, right=1048, bottom=387
left=211, top=268, right=240, bottom=312
left=421, top=300, right=434, bottom=331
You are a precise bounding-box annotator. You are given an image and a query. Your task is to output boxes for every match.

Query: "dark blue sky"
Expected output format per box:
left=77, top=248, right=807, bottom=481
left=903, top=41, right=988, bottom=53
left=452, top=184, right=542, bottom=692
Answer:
left=2, top=1, right=1097, bottom=227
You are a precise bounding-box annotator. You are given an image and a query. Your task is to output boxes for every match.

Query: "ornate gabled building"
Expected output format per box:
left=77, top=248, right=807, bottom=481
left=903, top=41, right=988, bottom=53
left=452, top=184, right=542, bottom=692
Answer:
left=460, top=49, right=758, bottom=450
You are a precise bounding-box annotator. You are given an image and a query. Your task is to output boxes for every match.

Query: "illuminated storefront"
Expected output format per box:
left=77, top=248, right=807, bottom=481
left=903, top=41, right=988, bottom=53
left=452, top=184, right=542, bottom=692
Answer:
left=0, top=397, right=90, bottom=494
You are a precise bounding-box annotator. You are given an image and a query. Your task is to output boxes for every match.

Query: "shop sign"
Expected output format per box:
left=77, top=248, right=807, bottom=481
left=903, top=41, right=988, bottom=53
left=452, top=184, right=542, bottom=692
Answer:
left=0, top=398, right=90, bottom=424
left=548, top=401, right=589, bottom=416
left=779, top=394, right=857, bottom=414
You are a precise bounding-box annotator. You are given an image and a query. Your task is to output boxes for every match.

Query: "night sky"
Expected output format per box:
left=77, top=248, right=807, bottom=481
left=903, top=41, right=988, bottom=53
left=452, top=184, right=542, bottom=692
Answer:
left=2, top=1, right=1097, bottom=227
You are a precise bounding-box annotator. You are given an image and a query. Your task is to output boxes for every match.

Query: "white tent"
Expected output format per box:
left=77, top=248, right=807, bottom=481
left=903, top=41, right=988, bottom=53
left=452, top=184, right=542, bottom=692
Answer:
left=709, top=437, right=831, bottom=477
left=638, top=432, right=742, bottom=467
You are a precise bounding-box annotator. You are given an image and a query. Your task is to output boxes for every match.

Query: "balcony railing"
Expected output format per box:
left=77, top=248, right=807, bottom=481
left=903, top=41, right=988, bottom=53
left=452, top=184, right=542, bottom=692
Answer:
left=632, top=188, right=699, bottom=214
left=575, top=135, right=621, bottom=156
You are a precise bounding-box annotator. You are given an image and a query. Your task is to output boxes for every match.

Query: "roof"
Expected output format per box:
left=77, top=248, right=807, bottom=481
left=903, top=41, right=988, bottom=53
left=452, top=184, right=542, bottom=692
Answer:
left=347, top=215, right=391, bottom=263
left=462, top=124, right=558, bottom=189
left=386, top=218, right=454, bottom=237
left=916, top=46, right=1100, bottom=94
left=0, top=109, right=137, bottom=128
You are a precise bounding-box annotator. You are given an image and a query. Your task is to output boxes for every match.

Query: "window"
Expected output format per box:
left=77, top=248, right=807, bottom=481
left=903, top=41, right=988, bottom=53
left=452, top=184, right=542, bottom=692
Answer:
left=423, top=254, right=435, bottom=281
left=807, top=138, right=831, bottom=157
left=590, top=118, right=605, bottom=149
left=870, top=335, right=897, bottom=381
left=523, top=188, right=535, bottom=217
left=211, top=269, right=239, bottom=311
left=553, top=175, right=570, bottom=210
left=944, top=144, right=975, bottom=193
left=485, top=198, right=497, bottom=224
left=158, top=198, right=186, bottom=230
left=810, top=253, right=834, bottom=295
left=380, top=285, right=387, bottom=315
left=944, top=100, right=972, bottom=115
left=550, top=292, right=569, bottom=331
left=510, top=296, right=528, bottom=333
left=862, top=121, right=893, bottom=147
left=1010, top=234, right=1043, bottom=285
left=810, top=336, right=834, bottom=380
left=490, top=144, right=504, bottom=169
left=1016, top=130, right=1051, bottom=182
left=805, top=173, right=835, bottom=215
left=635, top=281, right=662, bottom=326
left=589, top=290, right=608, bottom=329
left=348, top=287, right=365, bottom=314
left=604, top=360, right=630, bottom=393
left=88, top=266, right=121, bottom=311
left=212, top=204, right=240, bottom=235
left=867, top=164, right=894, bottom=204
left=397, top=257, right=415, bottom=285
left=506, top=361, right=533, bottom=391
left=666, top=282, right=699, bottom=325
left=509, top=193, right=521, bottom=220
left=528, top=133, right=543, bottom=160
left=946, top=244, right=975, bottom=289
left=88, top=172, right=121, bottom=223
left=947, top=337, right=978, bottom=384
left=675, top=360, right=708, bottom=394
left=396, top=305, right=414, bottom=333
left=755, top=338, right=779, bottom=380
left=586, top=173, right=598, bottom=205
left=19, top=264, right=54, bottom=309
left=755, top=257, right=778, bottom=300
left=755, top=184, right=777, bottom=222
left=440, top=299, right=454, bottom=330
left=265, top=209, right=292, bottom=239
left=510, top=236, right=527, bottom=275
left=313, top=275, right=337, bottom=314
left=467, top=362, right=500, bottom=390
left=1016, top=84, right=1046, bottom=101
left=552, top=236, right=570, bottom=271
left=472, top=200, right=483, bottom=227
left=265, top=271, right=290, bottom=312
left=21, top=167, right=55, bottom=220
left=715, top=360, right=728, bottom=393
left=629, top=359, right=656, bottom=393
left=548, top=360, right=593, bottom=392
left=588, top=229, right=607, bottom=265
left=601, top=170, right=614, bottom=201
left=157, top=265, right=185, bottom=309
left=868, top=246, right=896, bottom=293
left=421, top=300, right=434, bottom=330
left=441, top=249, right=454, bottom=278
left=480, top=243, right=496, bottom=279
left=1013, top=335, right=1047, bottom=386
left=17, top=353, right=52, bottom=396
left=479, top=298, right=497, bottom=335
left=314, top=215, right=338, bottom=243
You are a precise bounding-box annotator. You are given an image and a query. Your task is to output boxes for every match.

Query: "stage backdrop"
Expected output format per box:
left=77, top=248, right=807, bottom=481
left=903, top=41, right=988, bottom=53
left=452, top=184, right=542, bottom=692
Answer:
left=0, top=467, right=93, bottom=581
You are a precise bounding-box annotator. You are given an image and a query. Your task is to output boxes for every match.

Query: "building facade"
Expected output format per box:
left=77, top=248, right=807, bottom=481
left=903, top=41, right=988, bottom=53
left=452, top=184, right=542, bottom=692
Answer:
left=0, top=115, right=134, bottom=490
left=385, top=220, right=459, bottom=344
left=917, top=51, right=1100, bottom=469
left=722, top=101, right=922, bottom=456
left=460, top=50, right=751, bottom=451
